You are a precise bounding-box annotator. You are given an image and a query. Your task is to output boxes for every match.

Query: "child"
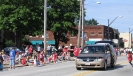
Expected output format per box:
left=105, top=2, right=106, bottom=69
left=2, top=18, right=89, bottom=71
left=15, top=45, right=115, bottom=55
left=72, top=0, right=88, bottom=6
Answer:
left=33, top=52, right=37, bottom=67
left=53, top=52, right=57, bottom=63
left=65, top=52, right=70, bottom=60
left=40, top=51, right=45, bottom=65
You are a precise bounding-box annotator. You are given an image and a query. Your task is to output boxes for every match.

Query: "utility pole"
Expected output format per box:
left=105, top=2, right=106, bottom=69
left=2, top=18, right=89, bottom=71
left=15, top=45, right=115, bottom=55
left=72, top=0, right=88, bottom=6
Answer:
left=77, top=0, right=82, bottom=48
left=44, top=0, right=47, bottom=51
left=128, top=28, right=133, bottom=48
left=108, top=19, right=109, bottom=40
left=129, top=28, right=130, bottom=48
left=81, top=0, right=84, bottom=48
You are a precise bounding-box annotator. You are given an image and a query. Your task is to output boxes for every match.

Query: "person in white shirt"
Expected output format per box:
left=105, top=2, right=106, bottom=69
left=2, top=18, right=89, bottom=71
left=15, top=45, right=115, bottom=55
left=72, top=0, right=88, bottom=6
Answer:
left=124, top=48, right=126, bottom=56
left=37, top=45, right=41, bottom=53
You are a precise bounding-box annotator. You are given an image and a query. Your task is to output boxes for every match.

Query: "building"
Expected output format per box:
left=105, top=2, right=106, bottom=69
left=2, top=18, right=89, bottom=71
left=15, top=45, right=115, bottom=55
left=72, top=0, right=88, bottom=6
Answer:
left=28, top=25, right=119, bottom=47
left=119, top=32, right=132, bottom=48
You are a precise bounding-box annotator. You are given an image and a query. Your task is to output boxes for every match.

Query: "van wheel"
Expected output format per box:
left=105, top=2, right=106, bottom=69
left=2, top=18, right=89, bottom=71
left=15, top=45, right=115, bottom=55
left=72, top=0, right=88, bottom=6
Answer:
left=76, top=67, right=81, bottom=70
left=103, top=61, right=107, bottom=70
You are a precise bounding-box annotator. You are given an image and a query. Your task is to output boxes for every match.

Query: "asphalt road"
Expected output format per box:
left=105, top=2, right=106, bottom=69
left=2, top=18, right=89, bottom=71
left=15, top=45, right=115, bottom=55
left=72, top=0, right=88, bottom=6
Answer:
left=0, top=56, right=133, bottom=76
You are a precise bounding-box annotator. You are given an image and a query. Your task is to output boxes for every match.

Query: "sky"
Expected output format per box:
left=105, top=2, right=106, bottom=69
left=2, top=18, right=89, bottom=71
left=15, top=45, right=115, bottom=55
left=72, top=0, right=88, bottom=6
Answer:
left=84, top=0, right=133, bottom=33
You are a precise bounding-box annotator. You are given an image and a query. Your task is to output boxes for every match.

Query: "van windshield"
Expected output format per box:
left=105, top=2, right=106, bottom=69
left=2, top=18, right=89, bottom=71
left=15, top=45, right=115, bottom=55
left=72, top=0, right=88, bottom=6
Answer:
left=81, top=46, right=105, bottom=54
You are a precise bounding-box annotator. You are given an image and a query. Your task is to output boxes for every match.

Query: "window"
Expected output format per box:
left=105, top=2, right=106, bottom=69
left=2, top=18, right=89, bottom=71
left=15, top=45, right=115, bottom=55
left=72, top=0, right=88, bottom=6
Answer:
left=90, top=32, right=95, bottom=36
left=71, top=33, right=75, bottom=37
left=80, top=32, right=88, bottom=38
left=81, top=46, right=105, bottom=54
left=84, top=32, right=88, bottom=38
left=98, top=32, right=103, bottom=36
left=46, top=32, right=49, bottom=37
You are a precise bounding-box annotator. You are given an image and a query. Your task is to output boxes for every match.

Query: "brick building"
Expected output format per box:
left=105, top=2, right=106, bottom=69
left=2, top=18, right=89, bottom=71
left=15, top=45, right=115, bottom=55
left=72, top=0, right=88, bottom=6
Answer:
left=28, top=25, right=119, bottom=47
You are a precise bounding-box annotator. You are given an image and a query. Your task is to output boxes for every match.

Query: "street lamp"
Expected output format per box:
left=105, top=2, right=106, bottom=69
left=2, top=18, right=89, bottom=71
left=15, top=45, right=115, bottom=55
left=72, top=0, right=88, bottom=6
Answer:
left=44, top=0, right=47, bottom=51
left=107, top=16, right=123, bottom=40
left=128, top=28, right=133, bottom=48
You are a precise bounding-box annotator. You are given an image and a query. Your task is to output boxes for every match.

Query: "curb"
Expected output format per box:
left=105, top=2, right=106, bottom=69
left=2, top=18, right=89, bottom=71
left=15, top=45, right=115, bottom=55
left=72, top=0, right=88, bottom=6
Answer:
left=3, top=65, right=24, bottom=69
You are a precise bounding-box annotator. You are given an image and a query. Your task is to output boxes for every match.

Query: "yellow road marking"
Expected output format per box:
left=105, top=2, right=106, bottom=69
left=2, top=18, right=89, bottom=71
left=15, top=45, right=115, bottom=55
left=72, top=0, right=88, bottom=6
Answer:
left=73, top=70, right=95, bottom=76
left=73, top=61, right=128, bottom=76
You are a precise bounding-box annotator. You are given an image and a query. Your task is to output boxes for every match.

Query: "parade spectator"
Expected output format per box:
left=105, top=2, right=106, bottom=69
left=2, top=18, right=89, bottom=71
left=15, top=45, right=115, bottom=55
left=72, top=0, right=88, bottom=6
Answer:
left=36, top=52, right=40, bottom=66
left=25, top=45, right=29, bottom=56
left=44, top=51, right=48, bottom=64
left=33, top=52, right=38, bottom=67
left=40, top=51, right=45, bottom=65
left=62, top=46, right=68, bottom=60
left=73, top=46, right=80, bottom=58
left=2, top=52, right=8, bottom=64
left=48, top=52, right=57, bottom=63
left=47, top=45, right=51, bottom=56
left=9, top=48, right=16, bottom=69
left=16, top=52, right=22, bottom=64
left=58, top=45, right=62, bottom=54
left=53, top=52, right=57, bottom=63
left=57, top=53, right=63, bottom=62
left=65, top=52, right=70, bottom=60
left=28, top=45, right=33, bottom=57
left=0, top=53, right=4, bottom=70
left=52, top=46, right=57, bottom=52
left=21, top=56, right=27, bottom=66
left=127, top=51, right=133, bottom=67
left=49, top=45, right=53, bottom=56
left=37, top=45, right=41, bottom=53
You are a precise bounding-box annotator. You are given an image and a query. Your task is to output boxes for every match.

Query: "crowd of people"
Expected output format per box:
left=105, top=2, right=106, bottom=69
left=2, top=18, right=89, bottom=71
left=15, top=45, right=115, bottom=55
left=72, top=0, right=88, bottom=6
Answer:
left=0, top=45, right=81, bottom=70
left=1, top=45, right=133, bottom=70
left=115, top=48, right=133, bottom=56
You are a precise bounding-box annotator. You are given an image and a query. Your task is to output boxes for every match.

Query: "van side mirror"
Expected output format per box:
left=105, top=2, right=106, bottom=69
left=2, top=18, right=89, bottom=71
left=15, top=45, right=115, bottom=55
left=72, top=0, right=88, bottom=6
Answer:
left=106, top=51, right=110, bottom=54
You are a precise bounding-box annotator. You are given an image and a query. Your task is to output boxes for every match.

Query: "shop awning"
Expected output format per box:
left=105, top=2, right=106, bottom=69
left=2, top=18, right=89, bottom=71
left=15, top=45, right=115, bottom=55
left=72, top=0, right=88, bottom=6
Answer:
left=30, top=40, right=43, bottom=45
left=86, top=41, right=96, bottom=45
left=47, top=40, right=55, bottom=45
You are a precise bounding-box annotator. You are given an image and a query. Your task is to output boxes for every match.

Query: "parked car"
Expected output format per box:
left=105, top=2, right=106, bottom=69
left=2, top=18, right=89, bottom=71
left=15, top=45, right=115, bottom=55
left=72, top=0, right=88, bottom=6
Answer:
left=75, top=43, right=117, bottom=70
left=4, top=47, right=23, bottom=55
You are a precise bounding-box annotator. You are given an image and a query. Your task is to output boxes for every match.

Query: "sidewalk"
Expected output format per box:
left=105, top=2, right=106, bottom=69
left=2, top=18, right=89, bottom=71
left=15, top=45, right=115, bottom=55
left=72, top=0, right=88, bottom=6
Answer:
left=3, top=57, right=75, bottom=69
left=3, top=64, right=23, bottom=69
left=3, top=61, right=23, bottom=69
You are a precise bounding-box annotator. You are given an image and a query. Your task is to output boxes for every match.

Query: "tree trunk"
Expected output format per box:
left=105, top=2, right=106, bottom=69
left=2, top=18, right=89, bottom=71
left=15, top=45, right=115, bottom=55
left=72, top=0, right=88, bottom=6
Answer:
left=53, top=32, right=59, bottom=50
left=16, top=31, right=22, bottom=48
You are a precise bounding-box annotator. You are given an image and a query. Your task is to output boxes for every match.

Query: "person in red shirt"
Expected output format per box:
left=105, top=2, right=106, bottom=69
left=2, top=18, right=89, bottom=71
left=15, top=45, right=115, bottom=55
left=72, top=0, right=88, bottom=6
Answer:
left=73, top=46, right=80, bottom=57
left=62, top=46, right=68, bottom=60
left=53, top=52, right=57, bottom=63
left=40, top=51, right=45, bottom=65
left=28, top=45, right=33, bottom=57
left=127, top=51, right=133, bottom=67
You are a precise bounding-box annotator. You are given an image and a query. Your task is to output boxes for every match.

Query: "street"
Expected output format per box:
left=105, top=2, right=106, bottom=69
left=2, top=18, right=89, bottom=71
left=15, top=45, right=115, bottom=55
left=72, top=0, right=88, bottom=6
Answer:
left=0, top=56, right=133, bottom=76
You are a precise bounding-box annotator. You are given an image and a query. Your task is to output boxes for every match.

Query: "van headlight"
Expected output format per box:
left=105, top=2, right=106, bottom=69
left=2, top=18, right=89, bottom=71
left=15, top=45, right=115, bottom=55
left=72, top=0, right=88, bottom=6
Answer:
left=94, top=58, right=103, bottom=61
left=76, top=58, right=83, bottom=61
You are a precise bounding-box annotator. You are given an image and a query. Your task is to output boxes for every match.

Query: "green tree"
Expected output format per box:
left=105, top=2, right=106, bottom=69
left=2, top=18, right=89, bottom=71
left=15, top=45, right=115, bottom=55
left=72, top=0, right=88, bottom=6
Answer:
left=47, top=0, right=80, bottom=49
left=5, top=40, right=15, bottom=47
left=85, top=18, right=99, bottom=25
left=0, top=0, right=44, bottom=47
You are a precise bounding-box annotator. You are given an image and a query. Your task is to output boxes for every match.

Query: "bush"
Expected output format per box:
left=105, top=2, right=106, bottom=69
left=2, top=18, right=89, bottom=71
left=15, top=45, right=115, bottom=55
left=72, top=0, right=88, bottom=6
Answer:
left=5, top=40, right=15, bottom=47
